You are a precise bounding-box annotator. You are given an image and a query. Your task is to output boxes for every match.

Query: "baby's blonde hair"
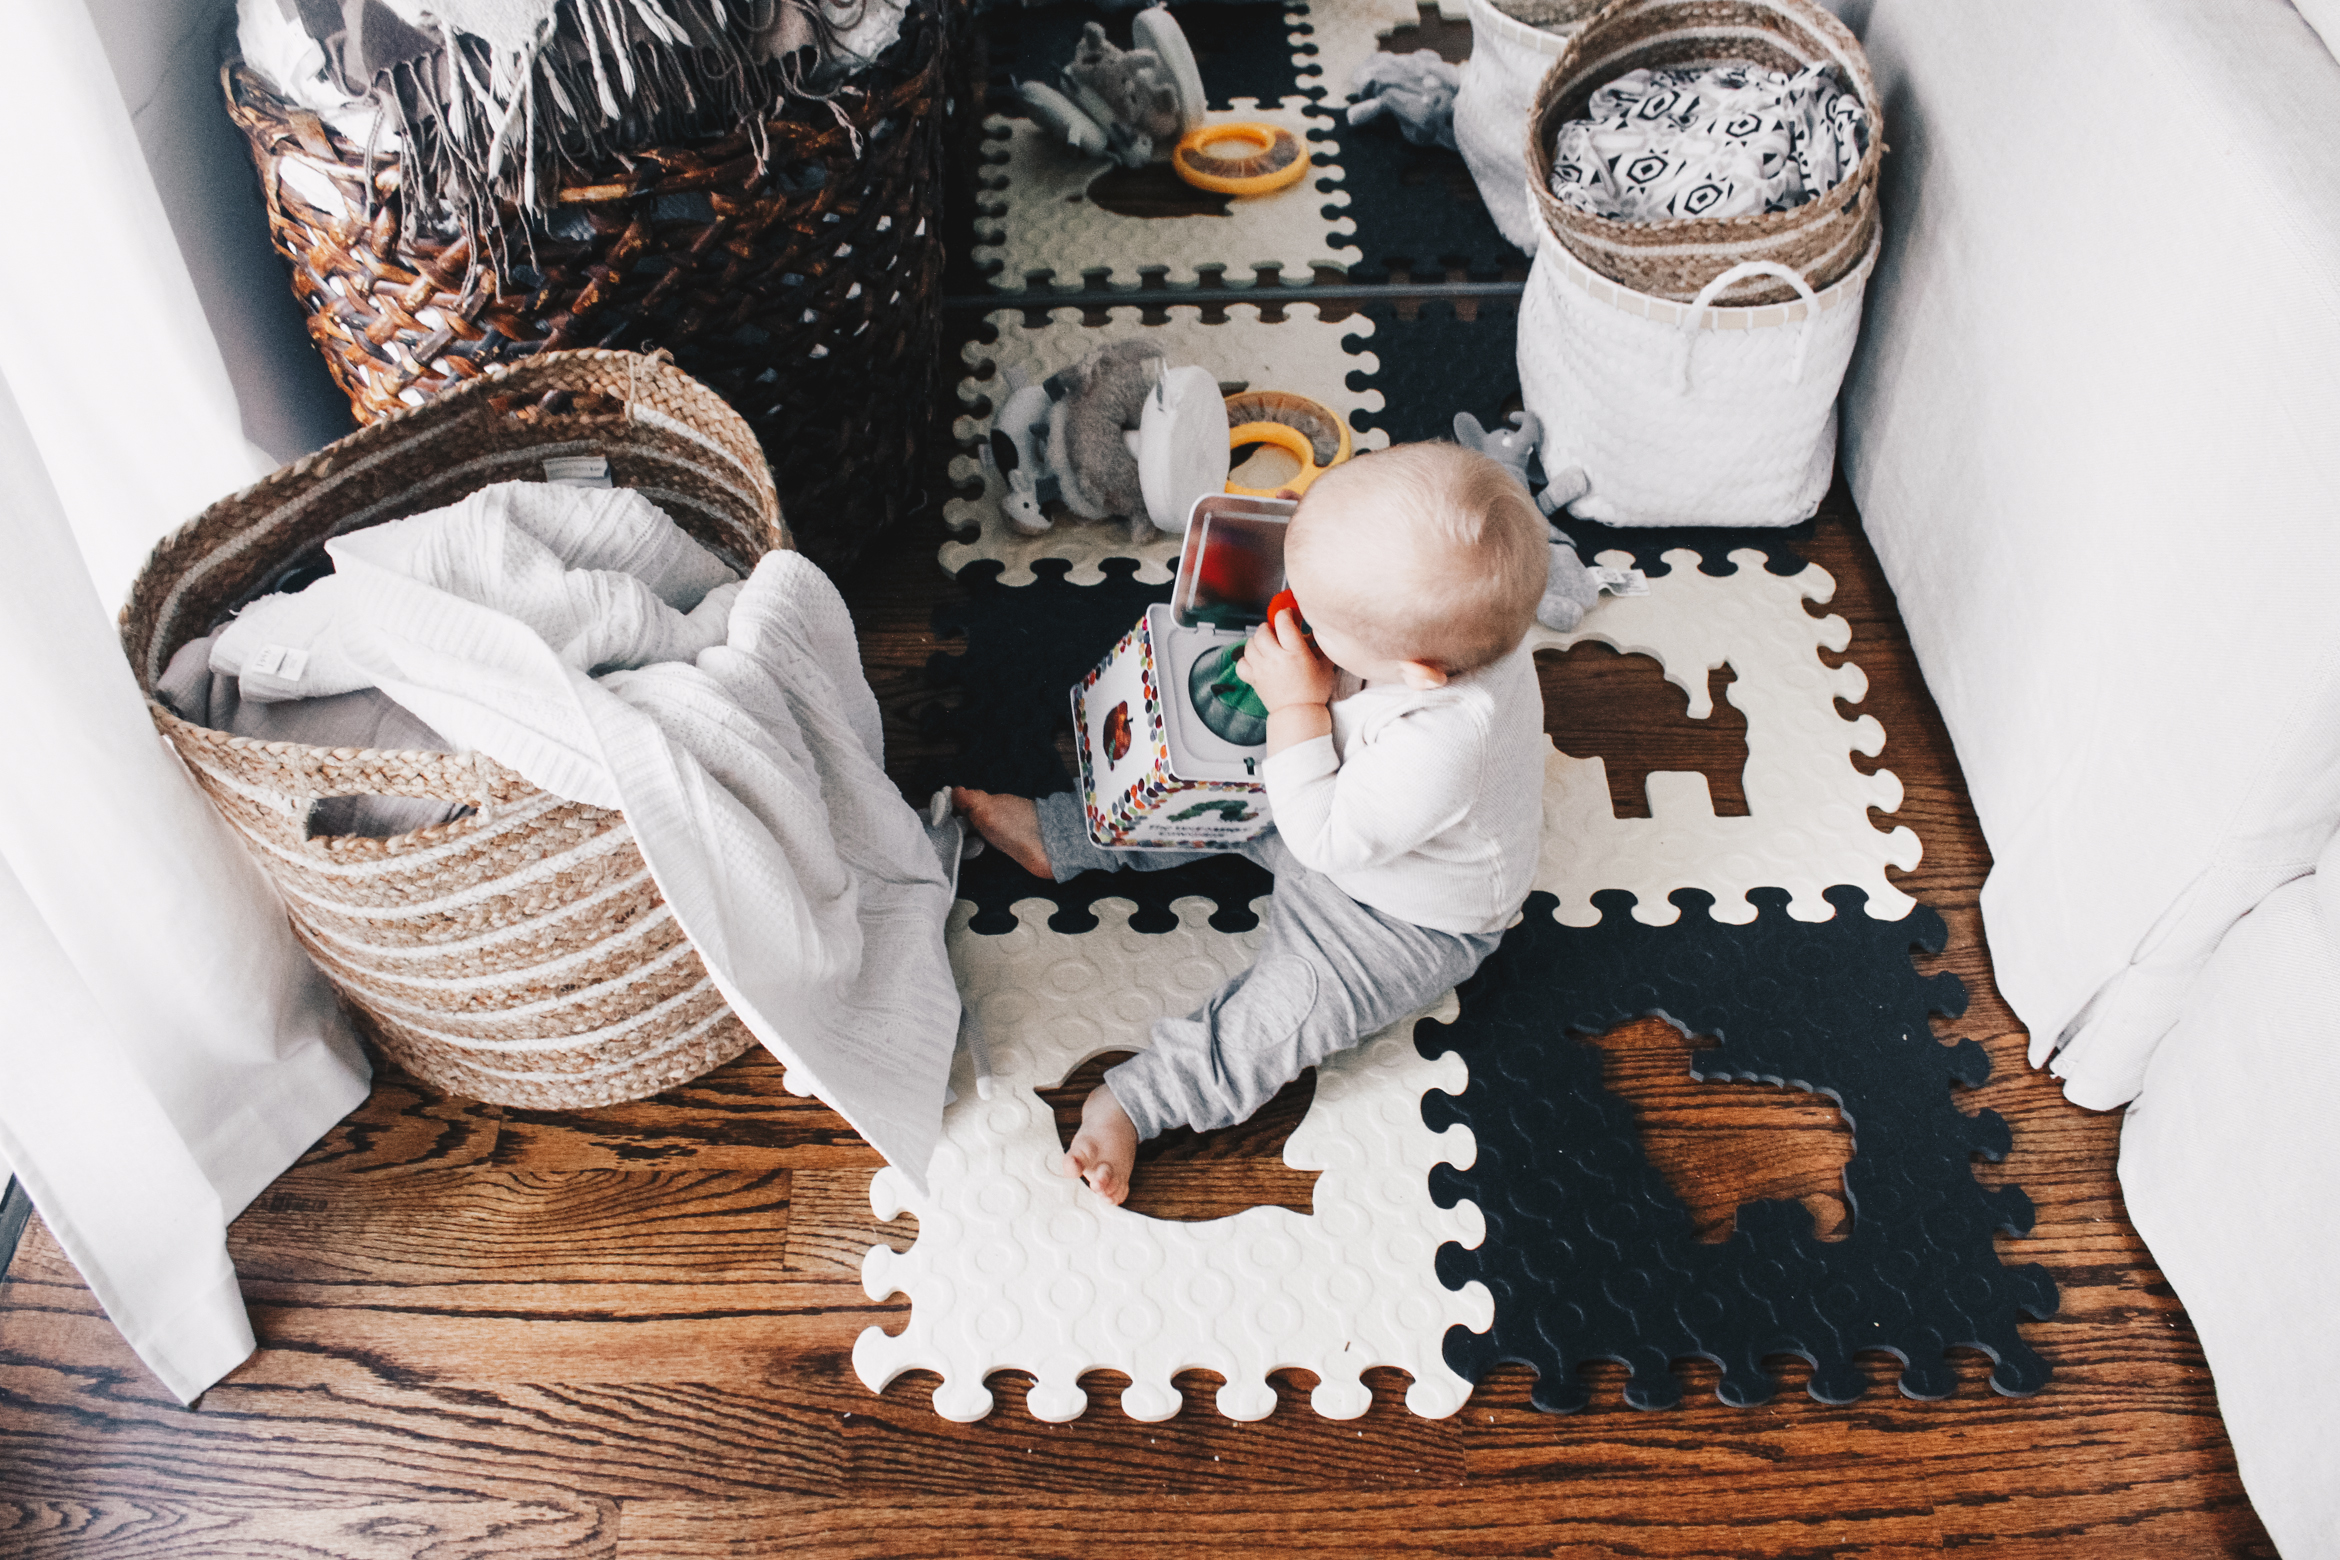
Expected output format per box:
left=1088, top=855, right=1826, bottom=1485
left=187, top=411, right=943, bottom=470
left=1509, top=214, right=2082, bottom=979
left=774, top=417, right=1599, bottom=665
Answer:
left=1286, top=441, right=1547, bottom=673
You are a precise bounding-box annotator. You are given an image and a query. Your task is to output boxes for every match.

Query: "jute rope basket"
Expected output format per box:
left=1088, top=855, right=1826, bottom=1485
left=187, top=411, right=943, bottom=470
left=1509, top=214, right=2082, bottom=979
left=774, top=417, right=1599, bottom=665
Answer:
left=120, top=351, right=789, bottom=1109
left=221, top=0, right=949, bottom=576
left=1527, top=0, right=1882, bottom=305
left=1491, top=0, right=1604, bottom=27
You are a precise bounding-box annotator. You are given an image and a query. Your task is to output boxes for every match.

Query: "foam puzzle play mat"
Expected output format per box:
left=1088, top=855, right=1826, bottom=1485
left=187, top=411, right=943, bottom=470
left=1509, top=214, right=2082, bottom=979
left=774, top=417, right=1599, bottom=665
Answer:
left=854, top=0, right=2052, bottom=1426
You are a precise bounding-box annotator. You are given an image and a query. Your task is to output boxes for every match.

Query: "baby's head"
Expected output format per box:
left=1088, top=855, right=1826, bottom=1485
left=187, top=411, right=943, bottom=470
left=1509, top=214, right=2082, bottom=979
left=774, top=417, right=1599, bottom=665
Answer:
left=1283, top=441, right=1546, bottom=690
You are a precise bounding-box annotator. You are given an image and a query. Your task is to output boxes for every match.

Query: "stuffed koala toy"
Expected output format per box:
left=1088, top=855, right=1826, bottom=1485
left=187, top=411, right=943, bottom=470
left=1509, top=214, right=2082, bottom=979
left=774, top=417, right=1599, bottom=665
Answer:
left=1061, top=23, right=1183, bottom=163
left=1021, top=8, right=1204, bottom=167
left=1049, top=337, right=1163, bottom=534
left=987, top=339, right=1207, bottom=542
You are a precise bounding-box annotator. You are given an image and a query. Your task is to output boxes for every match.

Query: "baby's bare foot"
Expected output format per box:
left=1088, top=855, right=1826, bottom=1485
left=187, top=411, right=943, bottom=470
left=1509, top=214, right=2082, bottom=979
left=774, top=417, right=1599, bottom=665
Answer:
left=951, top=787, right=1052, bottom=878
left=1056, top=1084, right=1137, bottom=1205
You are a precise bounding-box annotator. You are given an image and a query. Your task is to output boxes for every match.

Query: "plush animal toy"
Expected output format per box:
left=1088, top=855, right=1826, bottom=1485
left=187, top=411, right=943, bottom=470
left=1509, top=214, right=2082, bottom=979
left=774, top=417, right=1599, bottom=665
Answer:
left=1451, top=409, right=1613, bottom=631
left=1453, top=409, right=1541, bottom=488
left=1346, top=50, right=1462, bottom=149
left=1536, top=534, right=1603, bottom=633
left=1066, top=24, right=1183, bottom=156
left=1454, top=408, right=1589, bottom=516
left=1019, top=8, right=1205, bottom=168
left=983, top=341, right=1231, bottom=540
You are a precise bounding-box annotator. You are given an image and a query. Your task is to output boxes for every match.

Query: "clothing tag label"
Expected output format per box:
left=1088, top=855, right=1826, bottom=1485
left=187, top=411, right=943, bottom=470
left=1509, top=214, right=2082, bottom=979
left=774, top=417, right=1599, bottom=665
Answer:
left=1590, top=566, right=1649, bottom=597
left=543, top=455, right=613, bottom=488
left=248, top=644, right=310, bottom=679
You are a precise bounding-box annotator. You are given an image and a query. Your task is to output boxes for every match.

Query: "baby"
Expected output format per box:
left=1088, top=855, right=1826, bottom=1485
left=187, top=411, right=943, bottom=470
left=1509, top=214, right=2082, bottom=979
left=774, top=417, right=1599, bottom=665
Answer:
left=955, top=440, right=1550, bottom=1203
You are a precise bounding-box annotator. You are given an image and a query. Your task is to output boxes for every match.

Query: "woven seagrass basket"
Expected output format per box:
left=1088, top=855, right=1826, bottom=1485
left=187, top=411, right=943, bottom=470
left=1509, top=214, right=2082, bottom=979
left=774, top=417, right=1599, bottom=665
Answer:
left=1492, top=0, right=1604, bottom=26
left=1527, top=0, right=1882, bottom=305
left=120, top=351, right=789, bottom=1109
left=222, top=0, right=951, bottom=576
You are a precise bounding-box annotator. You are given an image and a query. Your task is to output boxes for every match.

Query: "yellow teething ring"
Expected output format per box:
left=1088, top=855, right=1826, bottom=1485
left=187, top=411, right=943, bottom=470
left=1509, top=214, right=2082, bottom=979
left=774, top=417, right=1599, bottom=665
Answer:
left=1223, top=389, right=1352, bottom=496
left=1227, top=422, right=1337, bottom=496
left=1172, top=121, right=1309, bottom=196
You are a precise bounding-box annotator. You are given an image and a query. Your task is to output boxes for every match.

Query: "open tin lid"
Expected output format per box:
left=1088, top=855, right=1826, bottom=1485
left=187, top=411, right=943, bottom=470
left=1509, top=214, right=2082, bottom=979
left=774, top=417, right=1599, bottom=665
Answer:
left=1170, top=492, right=1297, bottom=629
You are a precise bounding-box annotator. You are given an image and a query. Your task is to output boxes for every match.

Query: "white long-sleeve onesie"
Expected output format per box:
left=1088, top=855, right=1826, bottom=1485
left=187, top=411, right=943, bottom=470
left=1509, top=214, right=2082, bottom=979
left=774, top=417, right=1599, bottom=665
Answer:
left=1046, top=642, right=1550, bottom=1137
left=1259, top=643, right=1547, bottom=935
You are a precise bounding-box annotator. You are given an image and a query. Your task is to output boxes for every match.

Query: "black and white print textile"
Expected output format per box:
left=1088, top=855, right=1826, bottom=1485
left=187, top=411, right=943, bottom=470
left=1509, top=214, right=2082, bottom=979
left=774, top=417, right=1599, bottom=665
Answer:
left=1548, top=62, right=1868, bottom=223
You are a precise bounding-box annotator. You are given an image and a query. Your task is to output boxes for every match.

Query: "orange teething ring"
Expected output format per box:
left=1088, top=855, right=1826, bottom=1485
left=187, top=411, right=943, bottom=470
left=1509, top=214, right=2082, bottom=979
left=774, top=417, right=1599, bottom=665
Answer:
left=1172, top=122, right=1309, bottom=196
left=1223, top=389, right=1352, bottom=496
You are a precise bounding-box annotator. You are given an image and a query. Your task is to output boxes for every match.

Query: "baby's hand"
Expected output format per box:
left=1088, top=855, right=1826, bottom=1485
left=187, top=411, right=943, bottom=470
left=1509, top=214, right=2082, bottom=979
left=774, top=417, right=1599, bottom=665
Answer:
left=1240, top=607, right=1337, bottom=713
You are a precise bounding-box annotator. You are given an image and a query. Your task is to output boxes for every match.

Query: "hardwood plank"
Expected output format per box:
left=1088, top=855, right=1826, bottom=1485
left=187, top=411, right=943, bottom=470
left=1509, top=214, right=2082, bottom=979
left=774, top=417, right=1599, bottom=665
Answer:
left=228, top=1280, right=887, bottom=1385
left=0, top=1362, right=847, bottom=1504
left=615, top=1489, right=1947, bottom=1559
left=783, top=1170, right=917, bottom=1278
left=0, top=1496, right=617, bottom=1560
left=230, top=1169, right=793, bottom=1285
left=1, top=1213, right=75, bottom=1286
left=291, top=1062, right=501, bottom=1176
left=0, top=1270, right=891, bottom=1393
left=0, top=1346, right=1462, bottom=1506
left=490, top=1051, right=883, bottom=1171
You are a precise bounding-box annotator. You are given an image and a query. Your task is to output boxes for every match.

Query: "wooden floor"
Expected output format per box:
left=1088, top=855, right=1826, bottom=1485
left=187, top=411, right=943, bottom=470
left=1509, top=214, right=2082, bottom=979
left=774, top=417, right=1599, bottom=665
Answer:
left=0, top=482, right=2279, bottom=1557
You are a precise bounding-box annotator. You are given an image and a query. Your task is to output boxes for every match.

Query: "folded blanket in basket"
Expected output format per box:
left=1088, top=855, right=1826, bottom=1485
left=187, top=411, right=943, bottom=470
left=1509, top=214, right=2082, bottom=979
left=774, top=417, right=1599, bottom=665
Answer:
left=213, top=482, right=742, bottom=702
left=1549, top=62, right=1866, bottom=223
left=207, top=483, right=960, bottom=1183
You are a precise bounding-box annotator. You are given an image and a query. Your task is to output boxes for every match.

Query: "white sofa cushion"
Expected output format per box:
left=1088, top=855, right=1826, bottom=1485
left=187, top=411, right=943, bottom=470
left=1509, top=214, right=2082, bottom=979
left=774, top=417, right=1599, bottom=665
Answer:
left=2118, top=842, right=2340, bottom=1559
left=1839, top=0, right=2340, bottom=1108
left=2297, top=0, right=2340, bottom=62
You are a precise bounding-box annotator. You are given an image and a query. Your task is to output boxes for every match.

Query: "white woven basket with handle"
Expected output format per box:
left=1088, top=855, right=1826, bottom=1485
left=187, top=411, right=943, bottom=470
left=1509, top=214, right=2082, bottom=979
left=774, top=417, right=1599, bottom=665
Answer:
left=1519, top=223, right=1879, bottom=527
left=1452, top=0, right=1593, bottom=253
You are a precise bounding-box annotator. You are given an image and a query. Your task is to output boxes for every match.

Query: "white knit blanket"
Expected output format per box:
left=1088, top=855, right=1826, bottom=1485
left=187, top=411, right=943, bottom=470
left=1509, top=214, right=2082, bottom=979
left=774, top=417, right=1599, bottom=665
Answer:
left=214, top=485, right=959, bottom=1182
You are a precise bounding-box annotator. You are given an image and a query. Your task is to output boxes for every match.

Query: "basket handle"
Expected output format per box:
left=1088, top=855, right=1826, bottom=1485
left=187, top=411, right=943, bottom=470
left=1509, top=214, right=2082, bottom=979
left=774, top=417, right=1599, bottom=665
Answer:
left=1676, top=261, right=1822, bottom=396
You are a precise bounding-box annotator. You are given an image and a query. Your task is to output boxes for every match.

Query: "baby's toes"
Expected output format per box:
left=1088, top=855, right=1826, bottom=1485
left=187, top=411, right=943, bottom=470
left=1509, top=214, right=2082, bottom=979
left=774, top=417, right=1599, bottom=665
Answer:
left=1087, top=1165, right=1126, bottom=1206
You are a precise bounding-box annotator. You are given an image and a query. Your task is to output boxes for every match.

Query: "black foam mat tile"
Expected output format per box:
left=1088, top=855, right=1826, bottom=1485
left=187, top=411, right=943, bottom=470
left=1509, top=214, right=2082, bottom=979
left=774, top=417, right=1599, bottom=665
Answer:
left=925, top=556, right=1276, bottom=933
left=1418, top=887, right=2057, bottom=1413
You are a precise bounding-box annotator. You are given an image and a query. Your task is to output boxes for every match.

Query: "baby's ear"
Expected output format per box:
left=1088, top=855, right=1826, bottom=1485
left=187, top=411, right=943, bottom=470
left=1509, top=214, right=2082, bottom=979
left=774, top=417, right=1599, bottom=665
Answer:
left=1399, top=660, right=1450, bottom=690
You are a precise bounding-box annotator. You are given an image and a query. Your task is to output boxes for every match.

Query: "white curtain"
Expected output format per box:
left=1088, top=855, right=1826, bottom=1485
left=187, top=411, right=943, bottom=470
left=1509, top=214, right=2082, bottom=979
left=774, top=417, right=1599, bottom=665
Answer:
left=0, top=0, right=370, bottom=1401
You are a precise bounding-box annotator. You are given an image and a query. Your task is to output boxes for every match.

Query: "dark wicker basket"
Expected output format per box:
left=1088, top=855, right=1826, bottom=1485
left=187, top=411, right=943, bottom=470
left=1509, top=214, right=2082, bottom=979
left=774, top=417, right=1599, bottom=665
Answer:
left=224, top=3, right=952, bottom=575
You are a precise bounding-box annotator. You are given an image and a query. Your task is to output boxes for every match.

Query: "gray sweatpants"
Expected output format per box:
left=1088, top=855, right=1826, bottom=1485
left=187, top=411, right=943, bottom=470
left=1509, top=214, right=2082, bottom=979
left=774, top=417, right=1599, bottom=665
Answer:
left=1037, top=792, right=1502, bottom=1140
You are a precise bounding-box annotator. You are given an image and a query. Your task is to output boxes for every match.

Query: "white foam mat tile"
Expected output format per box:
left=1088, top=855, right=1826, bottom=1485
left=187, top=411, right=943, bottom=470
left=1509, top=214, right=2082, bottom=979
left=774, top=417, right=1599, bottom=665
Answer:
left=940, top=303, right=1388, bottom=584
left=1529, top=547, right=1920, bottom=927
left=1289, top=0, right=1425, bottom=114
left=972, top=101, right=1349, bottom=293
left=853, top=895, right=1490, bottom=1425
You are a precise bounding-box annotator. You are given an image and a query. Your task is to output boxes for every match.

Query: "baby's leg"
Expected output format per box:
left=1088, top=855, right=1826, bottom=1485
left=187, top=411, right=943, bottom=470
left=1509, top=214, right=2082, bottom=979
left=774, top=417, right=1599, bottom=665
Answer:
left=958, top=788, right=1221, bottom=882
left=951, top=788, right=1052, bottom=876
left=1100, top=850, right=1502, bottom=1151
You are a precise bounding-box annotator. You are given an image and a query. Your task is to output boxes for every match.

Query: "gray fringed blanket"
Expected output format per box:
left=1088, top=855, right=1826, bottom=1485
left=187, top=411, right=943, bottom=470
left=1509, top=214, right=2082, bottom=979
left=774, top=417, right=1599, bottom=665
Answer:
left=283, top=0, right=907, bottom=243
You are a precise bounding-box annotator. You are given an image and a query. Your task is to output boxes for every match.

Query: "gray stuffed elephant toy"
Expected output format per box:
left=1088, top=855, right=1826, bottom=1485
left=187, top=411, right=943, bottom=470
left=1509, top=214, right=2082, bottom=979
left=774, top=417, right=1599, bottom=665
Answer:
left=1452, top=409, right=1602, bottom=632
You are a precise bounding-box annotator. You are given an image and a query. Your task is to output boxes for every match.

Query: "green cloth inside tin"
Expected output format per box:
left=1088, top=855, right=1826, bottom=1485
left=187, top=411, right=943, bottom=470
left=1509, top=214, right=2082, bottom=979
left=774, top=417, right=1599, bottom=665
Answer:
left=1189, top=641, right=1269, bottom=746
